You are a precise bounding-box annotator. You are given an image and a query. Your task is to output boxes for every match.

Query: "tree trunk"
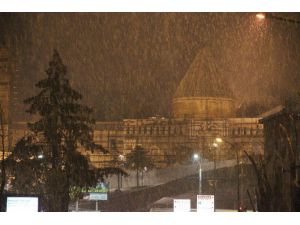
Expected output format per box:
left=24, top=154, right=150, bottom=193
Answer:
left=62, top=162, right=71, bottom=212
left=117, top=173, right=120, bottom=190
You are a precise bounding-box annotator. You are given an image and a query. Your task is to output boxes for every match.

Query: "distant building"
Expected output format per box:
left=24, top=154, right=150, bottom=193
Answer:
left=82, top=47, right=264, bottom=168
left=3, top=46, right=264, bottom=168
left=260, top=104, right=300, bottom=211
left=0, top=47, right=11, bottom=159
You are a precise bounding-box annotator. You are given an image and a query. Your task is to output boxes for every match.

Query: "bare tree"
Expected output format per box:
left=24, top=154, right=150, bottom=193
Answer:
left=246, top=98, right=300, bottom=211
left=245, top=151, right=273, bottom=211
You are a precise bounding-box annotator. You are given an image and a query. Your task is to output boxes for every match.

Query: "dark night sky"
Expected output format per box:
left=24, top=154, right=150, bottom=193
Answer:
left=1, top=13, right=300, bottom=121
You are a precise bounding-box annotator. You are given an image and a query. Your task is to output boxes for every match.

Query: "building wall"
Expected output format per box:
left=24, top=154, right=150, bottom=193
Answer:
left=85, top=116, right=264, bottom=169
left=0, top=47, right=11, bottom=158
left=173, top=97, right=235, bottom=119
left=0, top=48, right=10, bottom=121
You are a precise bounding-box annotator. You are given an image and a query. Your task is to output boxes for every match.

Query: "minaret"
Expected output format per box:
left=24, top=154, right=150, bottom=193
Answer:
left=0, top=47, right=11, bottom=156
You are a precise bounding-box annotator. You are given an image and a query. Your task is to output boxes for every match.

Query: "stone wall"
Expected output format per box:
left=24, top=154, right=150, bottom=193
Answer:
left=173, top=97, right=235, bottom=119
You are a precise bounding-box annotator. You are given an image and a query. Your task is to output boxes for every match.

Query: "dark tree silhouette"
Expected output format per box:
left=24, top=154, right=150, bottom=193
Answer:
left=125, top=145, right=154, bottom=187
left=8, top=50, right=125, bottom=211
left=0, top=104, right=7, bottom=210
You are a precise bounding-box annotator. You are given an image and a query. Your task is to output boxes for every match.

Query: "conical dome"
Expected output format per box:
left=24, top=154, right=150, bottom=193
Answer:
left=175, top=46, right=233, bottom=98
left=173, top=47, right=235, bottom=119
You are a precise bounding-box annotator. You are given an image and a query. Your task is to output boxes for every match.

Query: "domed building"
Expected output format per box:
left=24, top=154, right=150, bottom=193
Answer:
left=1, top=44, right=268, bottom=207
left=83, top=47, right=265, bottom=170
left=7, top=46, right=264, bottom=174
left=173, top=47, right=235, bottom=119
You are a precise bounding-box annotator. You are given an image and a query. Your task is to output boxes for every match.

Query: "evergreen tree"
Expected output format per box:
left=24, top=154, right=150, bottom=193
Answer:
left=125, top=145, right=154, bottom=187
left=9, top=50, right=125, bottom=211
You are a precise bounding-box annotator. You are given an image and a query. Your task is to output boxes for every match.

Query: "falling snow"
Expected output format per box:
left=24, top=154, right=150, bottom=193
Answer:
left=1, top=13, right=300, bottom=121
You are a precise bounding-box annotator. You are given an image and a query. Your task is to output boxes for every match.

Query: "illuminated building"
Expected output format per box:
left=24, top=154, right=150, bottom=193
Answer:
left=5, top=46, right=264, bottom=168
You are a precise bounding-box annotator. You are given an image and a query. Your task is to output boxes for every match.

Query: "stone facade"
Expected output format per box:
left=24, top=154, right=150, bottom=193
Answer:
left=173, top=97, right=235, bottom=119
left=0, top=47, right=11, bottom=159
left=0, top=48, right=10, bottom=122
left=81, top=116, right=264, bottom=168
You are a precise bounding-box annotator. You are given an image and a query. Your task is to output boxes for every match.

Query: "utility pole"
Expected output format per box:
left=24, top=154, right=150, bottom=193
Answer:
left=236, top=148, right=240, bottom=210
left=199, top=161, right=202, bottom=194
left=214, top=145, right=217, bottom=198
left=193, top=153, right=202, bottom=194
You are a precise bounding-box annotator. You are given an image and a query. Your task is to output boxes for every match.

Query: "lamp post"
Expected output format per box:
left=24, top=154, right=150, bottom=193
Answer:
left=117, top=154, right=126, bottom=190
left=212, top=142, right=218, bottom=198
left=256, top=13, right=266, bottom=20
left=216, top=137, right=241, bottom=211
left=193, top=153, right=202, bottom=194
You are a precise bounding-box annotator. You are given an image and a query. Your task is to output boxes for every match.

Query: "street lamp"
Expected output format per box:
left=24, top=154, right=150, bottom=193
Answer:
left=256, top=13, right=266, bottom=20
left=142, top=166, right=147, bottom=186
left=117, top=154, right=126, bottom=190
left=193, top=153, right=202, bottom=194
left=211, top=142, right=218, bottom=198
left=215, top=137, right=241, bottom=211
left=255, top=13, right=300, bottom=25
left=215, top=138, right=223, bottom=143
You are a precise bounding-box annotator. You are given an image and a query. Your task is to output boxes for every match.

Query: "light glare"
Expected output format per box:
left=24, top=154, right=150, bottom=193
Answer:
left=256, top=13, right=266, bottom=20
left=216, top=138, right=223, bottom=143
left=193, top=153, right=199, bottom=160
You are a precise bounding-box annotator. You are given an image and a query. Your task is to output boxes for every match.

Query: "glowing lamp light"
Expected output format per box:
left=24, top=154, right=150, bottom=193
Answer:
left=216, top=138, right=223, bottom=143
left=193, top=153, right=199, bottom=160
left=256, top=13, right=266, bottom=20
left=118, top=154, right=125, bottom=161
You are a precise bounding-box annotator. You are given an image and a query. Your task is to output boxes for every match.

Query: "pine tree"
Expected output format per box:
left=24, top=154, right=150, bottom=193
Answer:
left=9, top=50, right=126, bottom=211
